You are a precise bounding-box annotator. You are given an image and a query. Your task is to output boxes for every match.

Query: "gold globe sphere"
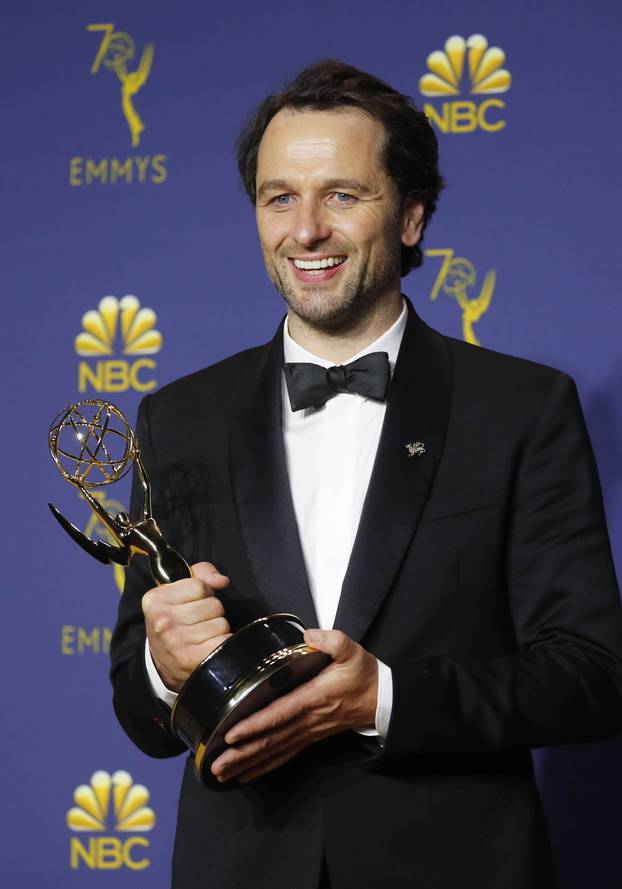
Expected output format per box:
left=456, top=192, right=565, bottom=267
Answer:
left=49, top=400, right=137, bottom=488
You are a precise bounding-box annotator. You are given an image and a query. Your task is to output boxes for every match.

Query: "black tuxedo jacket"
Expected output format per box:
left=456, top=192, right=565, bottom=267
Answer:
left=110, top=303, right=622, bottom=889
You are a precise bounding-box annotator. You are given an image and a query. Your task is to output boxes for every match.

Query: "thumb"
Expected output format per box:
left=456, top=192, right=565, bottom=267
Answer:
left=191, top=561, right=230, bottom=589
left=305, top=628, right=355, bottom=662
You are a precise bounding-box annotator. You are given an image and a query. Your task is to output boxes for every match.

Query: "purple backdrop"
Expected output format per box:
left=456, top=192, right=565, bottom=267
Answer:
left=3, top=0, right=621, bottom=885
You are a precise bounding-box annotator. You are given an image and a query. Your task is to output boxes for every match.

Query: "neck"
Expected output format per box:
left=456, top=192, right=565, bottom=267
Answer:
left=286, top=291, right=403, bottom=364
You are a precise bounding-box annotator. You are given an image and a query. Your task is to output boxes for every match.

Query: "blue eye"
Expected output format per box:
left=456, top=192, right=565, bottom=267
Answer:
left=333, top=192, right=355, bottom=204
left=273, top=194, right=291, bottom=206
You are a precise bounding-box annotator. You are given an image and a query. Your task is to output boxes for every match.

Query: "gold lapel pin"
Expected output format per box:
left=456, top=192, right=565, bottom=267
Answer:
left=405, top=441, right=426, bottom=457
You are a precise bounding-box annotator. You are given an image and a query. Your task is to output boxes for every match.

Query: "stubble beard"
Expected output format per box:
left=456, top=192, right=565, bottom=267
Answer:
left=264, top=240, right=402, bottom=335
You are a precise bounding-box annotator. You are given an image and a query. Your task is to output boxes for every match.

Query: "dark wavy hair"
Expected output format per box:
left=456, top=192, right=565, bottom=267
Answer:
left=236, top=60, right=445, bottom=275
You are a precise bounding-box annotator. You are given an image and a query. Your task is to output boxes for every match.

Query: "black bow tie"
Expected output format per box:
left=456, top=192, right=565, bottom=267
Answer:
left=283, top=351, right=391, bottom=412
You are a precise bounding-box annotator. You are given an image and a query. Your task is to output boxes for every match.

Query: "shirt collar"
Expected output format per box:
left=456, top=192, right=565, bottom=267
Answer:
left=283, top=297, right=407, bottom=374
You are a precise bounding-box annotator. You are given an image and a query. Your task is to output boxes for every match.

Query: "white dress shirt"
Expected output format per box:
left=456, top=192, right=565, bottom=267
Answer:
left=146, top=300, right=407, bottom=739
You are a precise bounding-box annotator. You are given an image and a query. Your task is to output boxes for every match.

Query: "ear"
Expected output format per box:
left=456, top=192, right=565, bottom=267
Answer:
left=400, top=197, right=425, bottom=247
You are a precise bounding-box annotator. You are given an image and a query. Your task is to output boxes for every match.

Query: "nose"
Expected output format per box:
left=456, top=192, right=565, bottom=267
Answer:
left=291, top=198, right=331, bottom=248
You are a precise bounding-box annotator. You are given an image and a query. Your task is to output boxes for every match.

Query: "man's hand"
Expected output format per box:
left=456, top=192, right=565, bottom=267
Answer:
left=142, top=561, right=231, bottom=691
left=211, top=628, right=379, bottom=784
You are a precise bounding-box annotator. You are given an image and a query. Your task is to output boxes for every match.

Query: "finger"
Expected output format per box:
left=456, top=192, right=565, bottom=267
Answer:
left=191, top=561, right=230, bottom=588
left=224, top=684, right=313, bottom=744
left=173, top=616, right=231, bottom=645
left=214, top=726, right=305, bottom=782
left=174, top=596, right=226, bottom=626
left=305, top=628, right=354, bottom=663
left=143, top=578, right=211, bottom=616
left=214, top=720, right=300, bottom=776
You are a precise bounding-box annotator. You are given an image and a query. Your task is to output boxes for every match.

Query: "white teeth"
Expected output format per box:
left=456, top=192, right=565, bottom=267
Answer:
left=292, top=257, right=346, bottom=270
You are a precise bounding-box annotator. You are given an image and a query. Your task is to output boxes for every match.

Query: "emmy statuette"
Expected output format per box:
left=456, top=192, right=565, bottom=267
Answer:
left=48, top=400, right=330, bottom=786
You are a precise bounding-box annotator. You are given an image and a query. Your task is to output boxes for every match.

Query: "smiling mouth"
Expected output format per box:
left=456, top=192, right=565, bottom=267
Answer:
left=288, top=256, right=348, bottom=280
left=291, top=256, right=347, bottom=271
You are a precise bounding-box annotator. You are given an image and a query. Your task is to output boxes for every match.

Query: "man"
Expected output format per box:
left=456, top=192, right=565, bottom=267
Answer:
left=110, top=61, right=622, bottom=889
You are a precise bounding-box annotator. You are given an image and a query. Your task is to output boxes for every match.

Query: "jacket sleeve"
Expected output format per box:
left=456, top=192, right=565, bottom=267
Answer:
left=109, top=394, right=187, bottom=758
left=380, top=373, right=622, bottom=762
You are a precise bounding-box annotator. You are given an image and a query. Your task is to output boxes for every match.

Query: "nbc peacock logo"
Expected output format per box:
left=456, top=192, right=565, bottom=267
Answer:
left=419, top=34, right=511, bottom=134
left=68, top=770, right=155, bottom=870
left=75, top=294, right=162, bottom=393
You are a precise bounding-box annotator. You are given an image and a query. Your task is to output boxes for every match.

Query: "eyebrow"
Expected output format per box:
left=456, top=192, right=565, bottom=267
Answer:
left=256, top=179, right=290, bottom=200
left=256, top=177, right=374, bottom=201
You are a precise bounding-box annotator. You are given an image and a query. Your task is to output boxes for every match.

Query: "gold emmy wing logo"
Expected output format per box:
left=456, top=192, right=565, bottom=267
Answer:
left=75, top=295, right=162, bottom=393
left=419, top=34, right=511, bottom=133
left=69, top=24, right=167, bottom=186
left=68, top=770, right=155, bottom=870
left=425, top=249, right=495, bottom=346
left=87, top=24, right=154, bottom=148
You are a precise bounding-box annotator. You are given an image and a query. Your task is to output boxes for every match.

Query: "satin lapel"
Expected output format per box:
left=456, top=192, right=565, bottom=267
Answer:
left=334, top=305, right=452, bottom=641
left=229, top=325, right=318, bottom=629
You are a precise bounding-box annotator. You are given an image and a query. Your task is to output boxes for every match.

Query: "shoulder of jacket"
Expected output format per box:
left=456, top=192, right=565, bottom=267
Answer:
left=145, top=342, right=269, bottom=412
left=444, top=333, right=571, bottom=390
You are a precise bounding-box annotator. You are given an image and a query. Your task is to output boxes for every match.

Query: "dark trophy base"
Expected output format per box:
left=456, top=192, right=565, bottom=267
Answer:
left=170, top=614, right=331, bottom=787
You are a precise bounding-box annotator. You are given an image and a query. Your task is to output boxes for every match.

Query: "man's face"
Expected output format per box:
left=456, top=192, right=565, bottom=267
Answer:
left=255, top=108, right=423, bottom=331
